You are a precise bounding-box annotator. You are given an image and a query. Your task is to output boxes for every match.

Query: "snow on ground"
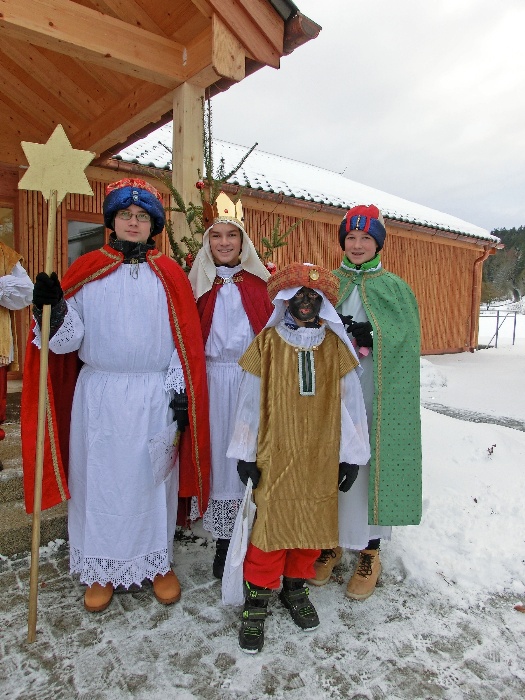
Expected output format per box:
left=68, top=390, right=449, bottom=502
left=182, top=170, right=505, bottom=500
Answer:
left=1, top=314, right=524, bottom=699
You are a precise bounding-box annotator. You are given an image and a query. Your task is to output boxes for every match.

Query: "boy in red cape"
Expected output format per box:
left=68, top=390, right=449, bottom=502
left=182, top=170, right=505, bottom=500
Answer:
left=188, top=192, right=273, bottom=580
left=22, top=178, right=210, bottom=613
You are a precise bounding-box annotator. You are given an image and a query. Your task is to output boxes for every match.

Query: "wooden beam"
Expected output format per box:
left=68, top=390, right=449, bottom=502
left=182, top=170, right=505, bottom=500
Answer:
left=171, top=83, right=205, bottom=244
left=190, top=0, right=213, bottom=20
left=212, top=13, right=245, bottom=82
left=235, top=0, right=285, bottom=53
left=0, top=0, right=186, bottom=88
left=183, top=17, right=245, bottom=87
left=205, top=0, right=282, bottom=67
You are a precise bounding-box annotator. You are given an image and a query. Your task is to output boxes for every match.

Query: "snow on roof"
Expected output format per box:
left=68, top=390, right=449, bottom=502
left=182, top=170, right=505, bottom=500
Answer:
left=115, top=123, right=498, bottom=243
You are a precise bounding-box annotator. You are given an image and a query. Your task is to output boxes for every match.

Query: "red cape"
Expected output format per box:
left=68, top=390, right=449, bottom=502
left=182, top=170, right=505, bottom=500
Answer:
left=21, top=245, right=211, bottom=514
left=197, top=271, right=273, bottom=343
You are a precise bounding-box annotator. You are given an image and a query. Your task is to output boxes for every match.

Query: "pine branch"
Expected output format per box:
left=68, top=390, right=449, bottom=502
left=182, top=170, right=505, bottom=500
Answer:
left=261, top=217, right=304, bottom=261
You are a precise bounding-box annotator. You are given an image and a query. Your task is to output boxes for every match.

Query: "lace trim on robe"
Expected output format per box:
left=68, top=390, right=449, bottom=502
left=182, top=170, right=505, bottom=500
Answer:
left=70, top=546, right=171, bottom=588
left=164, top=349, right=186, bottom=393
left=32, top=307, right=76, bottom=350
left=203, top=498, right=242, bottom=539
left=275, top=321, right=326, bottom=350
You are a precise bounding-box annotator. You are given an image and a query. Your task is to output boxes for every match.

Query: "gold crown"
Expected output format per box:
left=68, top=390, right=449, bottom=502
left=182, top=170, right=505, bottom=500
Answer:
left=203, top=192, right=244, bottom=229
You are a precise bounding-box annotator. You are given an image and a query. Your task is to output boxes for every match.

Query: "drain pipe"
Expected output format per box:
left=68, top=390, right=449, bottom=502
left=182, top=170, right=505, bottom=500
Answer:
left=468, top=247, right=494, bottom=352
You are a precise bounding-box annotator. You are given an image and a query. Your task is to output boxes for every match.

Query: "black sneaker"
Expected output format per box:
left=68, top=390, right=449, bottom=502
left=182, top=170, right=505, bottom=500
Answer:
left=238, top=582, right=272, bottom=654
left=279, top=578, right=320, bottom=631
left=212, top=538, right=229, bottom=579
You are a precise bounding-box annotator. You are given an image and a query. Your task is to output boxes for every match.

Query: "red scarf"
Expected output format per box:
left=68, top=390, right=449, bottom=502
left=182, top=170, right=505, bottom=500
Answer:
left=22, top=245, right=211, bottom=514
left=197, top=271, right=273, bottom=343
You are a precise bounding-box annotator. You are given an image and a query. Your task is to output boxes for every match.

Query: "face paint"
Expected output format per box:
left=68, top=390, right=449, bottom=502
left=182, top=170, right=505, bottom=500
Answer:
left=288, top=287, right=322, bottom=326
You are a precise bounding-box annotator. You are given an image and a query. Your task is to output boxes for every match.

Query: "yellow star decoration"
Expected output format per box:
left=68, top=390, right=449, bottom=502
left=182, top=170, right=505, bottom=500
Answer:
left=18, top=125, right=95, bottom=204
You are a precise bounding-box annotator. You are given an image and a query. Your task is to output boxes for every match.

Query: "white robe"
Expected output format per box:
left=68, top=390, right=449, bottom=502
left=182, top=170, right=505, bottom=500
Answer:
left=202, top=264, right=255, bottom=539
left=0, top=261, right=33, bottom=363
left=337, top=283, right=392, bottom=550
left=34, top=264, right=185, bottom=587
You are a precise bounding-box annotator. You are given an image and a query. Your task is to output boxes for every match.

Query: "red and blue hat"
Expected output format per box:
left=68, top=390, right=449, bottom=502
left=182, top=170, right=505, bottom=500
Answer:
left=103, top=178, right=165, bottom=235
left=339, top=204, right=386, bottom=251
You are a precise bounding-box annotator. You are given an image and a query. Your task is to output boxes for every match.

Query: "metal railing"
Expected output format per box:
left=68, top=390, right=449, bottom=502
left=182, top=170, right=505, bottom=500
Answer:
left=479, top=309, right=518, bottom=348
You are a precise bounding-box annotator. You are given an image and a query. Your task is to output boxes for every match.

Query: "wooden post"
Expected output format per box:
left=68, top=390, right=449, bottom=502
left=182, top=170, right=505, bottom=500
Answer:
left=171, top=83, right=205, bottom=245
left=27, top=189, right=57, bottom=643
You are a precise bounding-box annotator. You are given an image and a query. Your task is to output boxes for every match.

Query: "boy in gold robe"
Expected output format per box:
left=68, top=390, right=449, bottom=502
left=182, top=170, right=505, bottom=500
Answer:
left=227, top=263, right=370, bottom=653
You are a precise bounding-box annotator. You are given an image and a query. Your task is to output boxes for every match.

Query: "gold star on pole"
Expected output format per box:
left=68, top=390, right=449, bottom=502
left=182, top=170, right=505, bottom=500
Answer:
left=18, top=124, right=95, bottom=204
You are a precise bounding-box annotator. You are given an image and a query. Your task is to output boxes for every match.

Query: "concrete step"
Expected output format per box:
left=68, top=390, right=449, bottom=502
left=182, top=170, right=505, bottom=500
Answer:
left=0, top=499, right=68, bottom=556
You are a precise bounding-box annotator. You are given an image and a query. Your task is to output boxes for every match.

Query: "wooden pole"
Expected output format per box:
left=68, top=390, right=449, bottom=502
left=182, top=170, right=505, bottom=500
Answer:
left=27, top=189, right=57, bottom=644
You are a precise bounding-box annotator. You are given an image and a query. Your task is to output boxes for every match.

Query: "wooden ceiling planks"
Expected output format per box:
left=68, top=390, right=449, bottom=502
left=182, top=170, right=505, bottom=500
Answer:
left=0, top=0, right=318, bottom=166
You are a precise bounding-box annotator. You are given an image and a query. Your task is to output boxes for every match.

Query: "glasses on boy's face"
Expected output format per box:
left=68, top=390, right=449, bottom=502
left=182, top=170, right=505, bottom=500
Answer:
left=116, top=210, right=151, bottom=222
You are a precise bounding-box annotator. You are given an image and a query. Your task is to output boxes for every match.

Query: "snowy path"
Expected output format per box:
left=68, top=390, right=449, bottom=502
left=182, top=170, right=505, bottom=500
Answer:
left=1, top=329, right=525, bottom=698
left=421, top=402, right=525, bottom=432
left=1, top=535, right=524, bottom=700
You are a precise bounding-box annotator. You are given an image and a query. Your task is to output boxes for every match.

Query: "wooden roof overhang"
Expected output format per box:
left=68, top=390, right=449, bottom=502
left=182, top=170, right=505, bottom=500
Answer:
left=0, top=0, right=320, bottom=167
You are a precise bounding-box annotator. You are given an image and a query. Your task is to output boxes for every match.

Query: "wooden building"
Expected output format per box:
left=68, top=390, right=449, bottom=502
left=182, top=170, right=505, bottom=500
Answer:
left=0, top=0, right=320, bottom=376
left=110, top=132, right=502, bottom=356
left=0, top=1, right=501, bottom=365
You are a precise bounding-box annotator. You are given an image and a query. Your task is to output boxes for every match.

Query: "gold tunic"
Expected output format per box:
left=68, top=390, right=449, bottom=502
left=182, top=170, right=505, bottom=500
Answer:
left=239, top=326, right=358, bottom=552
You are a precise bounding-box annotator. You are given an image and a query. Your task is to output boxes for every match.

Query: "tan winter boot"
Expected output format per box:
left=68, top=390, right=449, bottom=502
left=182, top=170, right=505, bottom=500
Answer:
left=153, top=569, right=181, bottom=605
left=84, top=582, right=114, bottom=612
left=307, top=547, right=343, bottom=586
left=345, top=548, right=381, bottom=600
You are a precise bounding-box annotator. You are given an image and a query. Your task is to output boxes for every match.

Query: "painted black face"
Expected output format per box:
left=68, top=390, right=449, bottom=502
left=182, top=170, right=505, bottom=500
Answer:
left=288, top=287, right=322, bottom=324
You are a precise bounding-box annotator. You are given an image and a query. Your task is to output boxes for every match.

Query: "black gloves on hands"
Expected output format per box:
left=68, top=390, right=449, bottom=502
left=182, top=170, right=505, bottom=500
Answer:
left=351, top=321, right=373, bottom=348
left=237, top=460, right=261, bottom=488
left=338, top=462, right=359, bottom=492
left=170, top=391, right=189, bottom=433
left=337, top=313, right=373, bottom=348
left=338, top=314, right=355, bottom=334
left=33, top=272, right=63, bottom=309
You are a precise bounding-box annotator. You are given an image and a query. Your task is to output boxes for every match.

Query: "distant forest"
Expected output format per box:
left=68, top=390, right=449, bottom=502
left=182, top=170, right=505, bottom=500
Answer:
left=482, top=226, right=525, bottom=304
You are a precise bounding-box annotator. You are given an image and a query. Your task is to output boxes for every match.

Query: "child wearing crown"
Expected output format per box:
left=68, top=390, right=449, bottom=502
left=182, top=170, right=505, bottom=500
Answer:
left=188, top=193, right=273, bottom=579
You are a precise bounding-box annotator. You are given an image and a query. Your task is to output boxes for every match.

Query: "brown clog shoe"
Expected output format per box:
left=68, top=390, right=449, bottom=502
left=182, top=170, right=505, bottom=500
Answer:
left=153, top=570, right=181, bottom=605
left=84, top=582, right=114, bottom=612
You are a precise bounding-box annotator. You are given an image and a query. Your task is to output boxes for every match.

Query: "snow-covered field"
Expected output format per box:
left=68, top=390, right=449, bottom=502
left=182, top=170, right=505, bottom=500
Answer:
left=1, top=314, right=524, bottom=699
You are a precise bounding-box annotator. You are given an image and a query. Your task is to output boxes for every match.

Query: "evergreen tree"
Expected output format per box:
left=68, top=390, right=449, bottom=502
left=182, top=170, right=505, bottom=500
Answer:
left=482, top=226, right=525, bottom=303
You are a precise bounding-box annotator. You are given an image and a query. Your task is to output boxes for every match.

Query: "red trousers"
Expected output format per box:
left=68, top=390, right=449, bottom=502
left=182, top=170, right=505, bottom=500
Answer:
left=0, top=365, right=6, bottom=439
left=243, top=543, right=321, bottom=590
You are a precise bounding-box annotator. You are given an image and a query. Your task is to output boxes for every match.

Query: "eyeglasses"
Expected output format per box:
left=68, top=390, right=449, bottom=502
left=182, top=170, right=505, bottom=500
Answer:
left=116, top=210, right=151, bottom=222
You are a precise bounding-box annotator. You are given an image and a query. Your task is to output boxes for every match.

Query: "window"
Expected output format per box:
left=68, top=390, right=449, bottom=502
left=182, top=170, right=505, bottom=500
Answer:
left=68, top=220, right=105, bottom=266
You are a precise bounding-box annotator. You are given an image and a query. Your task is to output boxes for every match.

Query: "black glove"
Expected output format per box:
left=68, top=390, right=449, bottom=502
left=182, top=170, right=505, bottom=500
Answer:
left=33, top=272, right=63, bottom=309
left=338, top=313, right=355, bottom=334
left=351, top=321, right=373, bottom=348
left=237, top=460, right=261, bottom=488
left=338, top=462, right=359, bottom=492
left=169, top=391, right=189, bottom=433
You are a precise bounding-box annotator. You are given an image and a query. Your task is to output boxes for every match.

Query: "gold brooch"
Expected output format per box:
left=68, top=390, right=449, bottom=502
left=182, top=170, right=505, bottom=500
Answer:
left=309, top=269, right=320, bottom=281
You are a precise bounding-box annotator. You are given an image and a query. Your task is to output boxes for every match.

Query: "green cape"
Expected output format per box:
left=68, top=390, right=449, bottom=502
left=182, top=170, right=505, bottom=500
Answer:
left=333, top=265, right=422, bottom=525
